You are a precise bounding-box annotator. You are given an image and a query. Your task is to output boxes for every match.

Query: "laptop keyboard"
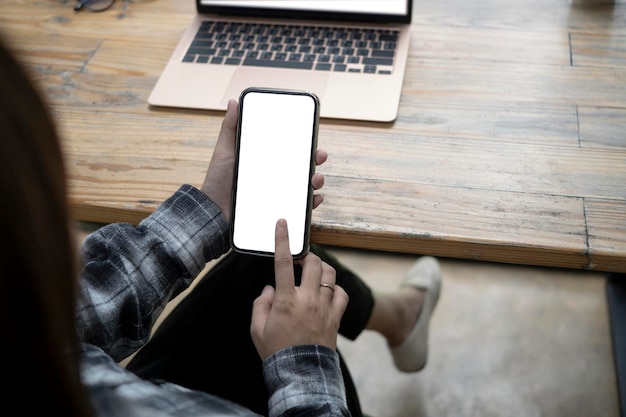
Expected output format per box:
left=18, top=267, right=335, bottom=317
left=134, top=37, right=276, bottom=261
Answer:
left=182, top=20, right=399, bottom=75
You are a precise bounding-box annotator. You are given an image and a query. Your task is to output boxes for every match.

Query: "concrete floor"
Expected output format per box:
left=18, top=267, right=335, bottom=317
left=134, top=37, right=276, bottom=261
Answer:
left=329, top=247, right=619, bottom=417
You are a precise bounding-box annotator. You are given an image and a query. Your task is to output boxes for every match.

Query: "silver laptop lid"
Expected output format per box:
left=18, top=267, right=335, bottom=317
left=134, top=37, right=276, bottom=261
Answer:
left=196, top=0, right=412, bottom=24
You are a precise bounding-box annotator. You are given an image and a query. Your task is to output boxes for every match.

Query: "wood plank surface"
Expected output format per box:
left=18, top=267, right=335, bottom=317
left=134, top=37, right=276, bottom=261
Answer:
left=1, top=0, right=625, bottom=272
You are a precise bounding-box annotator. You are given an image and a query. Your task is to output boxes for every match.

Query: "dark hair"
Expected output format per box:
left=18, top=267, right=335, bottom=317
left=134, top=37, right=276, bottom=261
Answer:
left=0, top=37, right=93, bottom=415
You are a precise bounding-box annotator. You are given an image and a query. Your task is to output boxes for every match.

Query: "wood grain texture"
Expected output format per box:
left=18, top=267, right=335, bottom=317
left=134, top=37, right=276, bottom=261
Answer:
left=1, top=0, right=624, bottom=272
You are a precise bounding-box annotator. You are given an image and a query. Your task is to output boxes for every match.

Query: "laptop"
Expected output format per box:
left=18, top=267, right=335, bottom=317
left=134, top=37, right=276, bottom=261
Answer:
left=148, top=0, right=412, bottom=122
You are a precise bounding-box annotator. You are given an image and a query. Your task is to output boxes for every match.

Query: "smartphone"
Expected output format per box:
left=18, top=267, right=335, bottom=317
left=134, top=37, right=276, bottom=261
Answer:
left=230, top=87, right=320, bottom=258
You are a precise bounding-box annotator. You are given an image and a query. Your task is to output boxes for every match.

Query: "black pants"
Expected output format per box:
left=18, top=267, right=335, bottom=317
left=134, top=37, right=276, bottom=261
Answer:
left=126, top=244, right=374, bottom=416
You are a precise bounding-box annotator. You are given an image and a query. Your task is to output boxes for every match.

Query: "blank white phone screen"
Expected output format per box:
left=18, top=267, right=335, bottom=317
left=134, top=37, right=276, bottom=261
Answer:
left=232, top=91, right=317, bottom=256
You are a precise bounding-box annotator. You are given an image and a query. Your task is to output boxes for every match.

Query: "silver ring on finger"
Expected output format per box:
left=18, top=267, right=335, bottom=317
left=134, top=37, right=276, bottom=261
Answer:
left=319, top=283, right=335, bottom=293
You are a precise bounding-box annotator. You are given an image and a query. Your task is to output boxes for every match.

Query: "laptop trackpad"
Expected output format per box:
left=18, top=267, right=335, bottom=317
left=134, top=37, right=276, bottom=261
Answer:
left=222, top=67, right=329, bottom=105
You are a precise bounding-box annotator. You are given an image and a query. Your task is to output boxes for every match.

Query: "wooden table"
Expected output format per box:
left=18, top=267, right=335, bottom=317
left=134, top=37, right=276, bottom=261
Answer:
left=1, top=0, right=625, bottom=272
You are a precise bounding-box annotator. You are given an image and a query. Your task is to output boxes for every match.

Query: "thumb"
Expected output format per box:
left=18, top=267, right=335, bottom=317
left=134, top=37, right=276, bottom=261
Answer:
left=214, top=99, right=238, bottom=152
left=250, top=285, right=274, bottom=341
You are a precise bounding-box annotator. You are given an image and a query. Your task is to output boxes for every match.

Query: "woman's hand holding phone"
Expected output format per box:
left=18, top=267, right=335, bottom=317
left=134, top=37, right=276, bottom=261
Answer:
left=200, top=97, right=328, bottom=223
left=201, top=99, right=239, bottom=221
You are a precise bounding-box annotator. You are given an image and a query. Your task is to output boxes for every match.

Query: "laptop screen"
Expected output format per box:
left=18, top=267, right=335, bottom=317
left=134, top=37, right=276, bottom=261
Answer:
left=197, top=0, right=412, bottom=24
